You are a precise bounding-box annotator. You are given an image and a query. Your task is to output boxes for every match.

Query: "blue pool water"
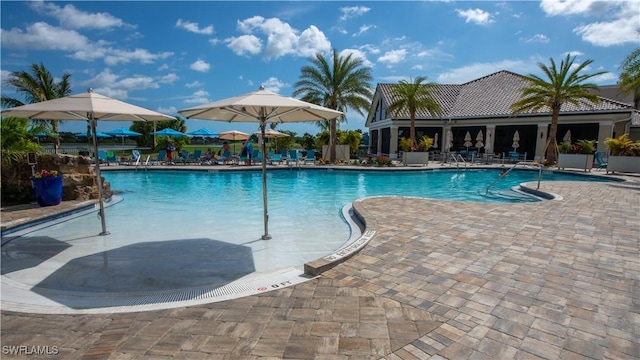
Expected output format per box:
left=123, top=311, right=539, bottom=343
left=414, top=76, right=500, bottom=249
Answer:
left=8, top=168, right=610, bottom=275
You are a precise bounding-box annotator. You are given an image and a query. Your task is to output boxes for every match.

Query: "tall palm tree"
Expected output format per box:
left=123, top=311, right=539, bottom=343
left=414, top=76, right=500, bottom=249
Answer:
left=1, top=62, right=72, bottom=154
left=510, top=54, right=606, bottom=162
left=387, top=76, right=442, bottom=151
left=293, top=49, right=373, bottom=162
left=619, top=45, right=640, bottom=109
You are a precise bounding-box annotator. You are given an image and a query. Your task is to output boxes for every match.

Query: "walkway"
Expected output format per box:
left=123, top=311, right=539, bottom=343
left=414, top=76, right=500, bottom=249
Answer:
left=1, top=171, right=639, bottom=359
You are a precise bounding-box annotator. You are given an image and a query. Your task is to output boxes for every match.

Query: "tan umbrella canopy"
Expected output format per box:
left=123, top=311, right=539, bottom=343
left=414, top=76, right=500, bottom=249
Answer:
left=475, top=130, right=484, bottom=149
left=178, top=86, right=343, bottom=240
left=464, top=131, right=473, bottom=151
left=253, top=128, right=289, bottom=138
left=218, top=130, right=250, bottom=141
left=512, top=130, right=520, bottom=151
left=446, top=130, right=454, bottom=150
left=0, top=89, right=173, bottom=236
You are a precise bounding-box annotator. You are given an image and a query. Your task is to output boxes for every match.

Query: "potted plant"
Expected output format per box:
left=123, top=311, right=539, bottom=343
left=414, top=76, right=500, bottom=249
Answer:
left=30, top=169, right=63, bottom=206
left=604, top=134, right=640, bottom=174
left=402, top=135, right=431, bottom=166
left=557, top=139, right=596, bottom=171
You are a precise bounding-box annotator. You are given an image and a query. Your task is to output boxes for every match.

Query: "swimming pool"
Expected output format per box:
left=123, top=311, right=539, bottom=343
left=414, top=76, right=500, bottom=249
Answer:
left=2, top=168, right=614, bottom=311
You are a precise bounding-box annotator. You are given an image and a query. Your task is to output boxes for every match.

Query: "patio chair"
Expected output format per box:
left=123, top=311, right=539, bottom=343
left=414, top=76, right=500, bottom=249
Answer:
left=304, top=149, right=315, bottom=165
left=150, top=149, right=166, bottom=165
left=269, top=151, right=283, bottom=164
left=594, top=151, right=607, bottom=170
left=106, top=151, right=119, bottom=166
left=131, top=149, right=141, bottom=166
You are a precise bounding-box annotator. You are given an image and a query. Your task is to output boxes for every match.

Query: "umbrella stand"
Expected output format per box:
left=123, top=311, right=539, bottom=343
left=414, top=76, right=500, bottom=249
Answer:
left=259, top=117, right=271, bottom=240
left=89, top=115, right=109, bottom=236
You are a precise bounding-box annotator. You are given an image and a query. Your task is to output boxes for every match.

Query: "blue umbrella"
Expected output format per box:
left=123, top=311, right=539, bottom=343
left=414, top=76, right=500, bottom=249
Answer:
left=76, top=131, right=112, bottom=139
left=105, top=127, right=142, bottom=146
left=187, top=128, right=219, bottom=137
left=150, top=128, right=188, bottom=138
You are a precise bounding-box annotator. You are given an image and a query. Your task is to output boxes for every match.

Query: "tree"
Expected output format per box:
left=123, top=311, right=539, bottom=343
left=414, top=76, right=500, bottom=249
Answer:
left=510, top=54, right=606, bottom=162
left=619, top=45, right=640, bottom=109
left=293, top=49, right=373, bottom=162
left=1, top=63, right=72, bottom=154
left=386, top=76, right=442, bottom=152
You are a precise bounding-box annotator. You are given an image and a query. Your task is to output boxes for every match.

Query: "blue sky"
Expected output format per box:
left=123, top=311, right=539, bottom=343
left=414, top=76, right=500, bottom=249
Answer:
left=1, top=0, right=638, bottom=136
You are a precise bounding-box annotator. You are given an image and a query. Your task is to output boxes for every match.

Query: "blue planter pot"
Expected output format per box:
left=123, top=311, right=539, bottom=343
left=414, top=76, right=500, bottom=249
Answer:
left=31, top=176, right=63, bottom=207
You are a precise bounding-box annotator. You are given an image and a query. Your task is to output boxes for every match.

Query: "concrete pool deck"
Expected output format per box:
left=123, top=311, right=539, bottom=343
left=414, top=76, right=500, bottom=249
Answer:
left=1, top=165, right=639, bottom=359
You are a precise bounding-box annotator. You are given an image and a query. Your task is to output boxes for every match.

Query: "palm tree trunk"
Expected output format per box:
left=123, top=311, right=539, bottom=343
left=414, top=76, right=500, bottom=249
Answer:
left=329, top=118, right=336, bottom=162
left=409, top=114, right=416, bottom=151
left=545, top=107, right=561, bottom=162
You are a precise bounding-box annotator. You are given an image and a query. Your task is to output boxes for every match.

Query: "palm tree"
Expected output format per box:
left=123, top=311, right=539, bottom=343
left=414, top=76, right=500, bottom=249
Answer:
left=510, top=54, right=606, bottom=162
left=619, top=45, right=640, bottom=109
left=387, top=76, right=442, bottom=151
left=293, top=49, right=373, bottom=162
left=1, top=62, right=72, bottom=154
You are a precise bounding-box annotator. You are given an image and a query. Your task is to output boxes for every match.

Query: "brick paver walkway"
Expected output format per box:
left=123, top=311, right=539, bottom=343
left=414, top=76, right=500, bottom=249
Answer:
left=1, top=178, right=639, bottom=359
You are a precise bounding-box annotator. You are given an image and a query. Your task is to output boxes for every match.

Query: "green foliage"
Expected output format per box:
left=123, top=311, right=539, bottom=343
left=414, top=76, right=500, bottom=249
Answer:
left=558, top=142, right=571, bottom=154
left=339, top=130, right=362, bottom=155
left=1, top=62, right=72, bottom=152
left=418, top=135, right=434, bottom=151
left=510, top=54, right=607, bottom=161
left=577, top=139, right=596, bottom=154
left=299, top=133, right=316, bottom=150
left=605, top=134, right=640, bottom=156
left=293, top=49, right=373, bottom=161
left=387, top=77, right=442, bottom=151
left=618, top=45, right=640, bottom=108
left=399, top=137, right=412, bottom=152
left=1, top=117, right=42, bottom=153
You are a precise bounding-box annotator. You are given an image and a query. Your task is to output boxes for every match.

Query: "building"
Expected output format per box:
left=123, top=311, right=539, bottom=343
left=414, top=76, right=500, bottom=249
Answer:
left=365, top=70, right=639, bottom=160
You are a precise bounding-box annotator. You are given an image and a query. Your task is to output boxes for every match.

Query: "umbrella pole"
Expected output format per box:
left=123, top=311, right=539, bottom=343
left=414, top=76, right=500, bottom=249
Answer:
left=260, top=121, right=271, bottom=240
left=90, top=116, right=109, bottom=236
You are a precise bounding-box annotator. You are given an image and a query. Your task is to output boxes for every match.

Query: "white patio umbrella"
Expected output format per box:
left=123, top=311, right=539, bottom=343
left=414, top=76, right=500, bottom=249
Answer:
left=446, top=129, right=453, bottom=150
left=563, top=129, right=572, bottom=143
left=253, top=128, right=289, bottom=138
left=218, top=130, right=250, bottom=141
left=475, top=130, right=484, bottom=150
left=512, top=130, right=520, bottom=151
left=464, top=131, right=473, bottom=151
left=433, top=133, right=438, bottom=149
left=178, top=86, right=343, bottom=240
left=0, top=89, right=173, bottom=236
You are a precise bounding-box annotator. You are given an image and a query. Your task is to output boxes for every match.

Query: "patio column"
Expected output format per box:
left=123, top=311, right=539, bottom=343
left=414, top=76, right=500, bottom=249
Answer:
left=390, top=125, right=399, bottom=159
left=536, top=124, right=547, bottom=160
left=597, top=121, right=612, bottom=152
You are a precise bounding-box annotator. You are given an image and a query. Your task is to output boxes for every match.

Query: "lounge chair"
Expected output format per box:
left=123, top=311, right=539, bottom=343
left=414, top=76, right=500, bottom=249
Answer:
left=94, top=150, right=108, bottom=164
left=131, top=149, right=142, bottom=166
left=304, top=149, right=315, bottom=165
left=594, top=151, right=607, bottom=170
left=106, top=151, right=119, bottom=166
left=150, top=149, right=166, bottom=165
left=269, top=151, right=283, bottom=164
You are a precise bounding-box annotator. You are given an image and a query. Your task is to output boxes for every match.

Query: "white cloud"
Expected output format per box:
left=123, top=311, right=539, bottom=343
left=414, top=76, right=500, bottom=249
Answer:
left=455, top=8, right=494, bottom=25
left=378, top=49, right=407, bottom=65
left=520, top=34, right=550, bottom=44
left=159, top=73, right=179, bottom=84
left=339, top=6, right=371, bottom=21
left=176, top=19, right=214, bottom=35
left=185, top=81, right=202, bottom=88
left=297, top=25, right=331, bottom=57
left=226, top=35, right=262, bottom=56
left=83, top=69, right=162, bottom=99
left=29, top=1, right=130, bottom=30
left=1, top=22, right=92, bottom=51
left=261, top=77, right=287, bottom=93
left=340, top=49, right=374, bottom=68
left=157, top=106, right=177, bottom=115
left=353, top=24, right=375, bottom=37
left=190, top=59, right=210, bottom=72
left=231, top=16, right=331, bottom=60
left=540, top=0, right=638, bottom=46
left=574, top=16, right=639, bottom=47
left=565, top=51, right=584, bottom=57
left=184, top=89, right=211, bottom=104
left=104, top=48, right=173, bottom=66
left=436, top=59, right=532, bottom=84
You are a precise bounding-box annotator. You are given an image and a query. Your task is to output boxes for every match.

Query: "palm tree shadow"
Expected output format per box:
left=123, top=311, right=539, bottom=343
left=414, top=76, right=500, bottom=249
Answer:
left=2, top=236, right=72, bottom=274
left=32, top=238, right=256, bottom=308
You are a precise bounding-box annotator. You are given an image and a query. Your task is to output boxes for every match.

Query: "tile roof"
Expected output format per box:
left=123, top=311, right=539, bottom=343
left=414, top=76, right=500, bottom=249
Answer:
left=377, top=70, right=637, bottom=122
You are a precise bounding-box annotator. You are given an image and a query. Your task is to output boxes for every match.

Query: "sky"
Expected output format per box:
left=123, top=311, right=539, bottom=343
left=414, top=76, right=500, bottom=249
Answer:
left=1, top=0, right=638, bottom=136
